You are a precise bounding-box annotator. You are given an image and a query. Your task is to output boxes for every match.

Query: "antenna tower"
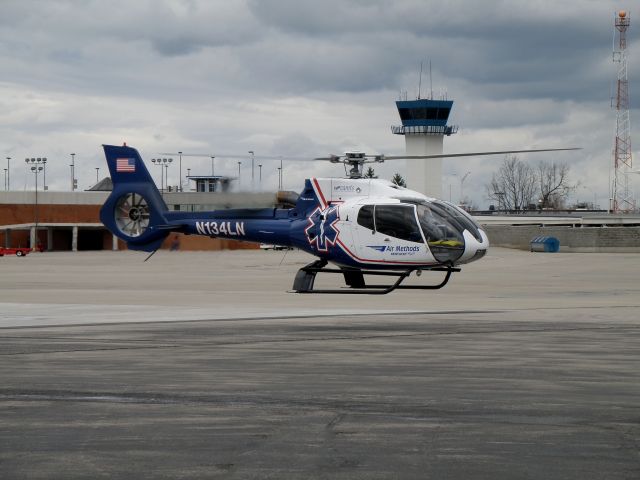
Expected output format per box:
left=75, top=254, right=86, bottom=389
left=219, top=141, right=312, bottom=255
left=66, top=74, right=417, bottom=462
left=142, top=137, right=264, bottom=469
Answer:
left=611, top=11, right=634, bottom=213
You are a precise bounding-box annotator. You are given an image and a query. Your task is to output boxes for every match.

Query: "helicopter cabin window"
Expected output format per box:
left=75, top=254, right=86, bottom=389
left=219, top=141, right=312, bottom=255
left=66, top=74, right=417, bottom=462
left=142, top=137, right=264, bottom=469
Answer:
left=358, top=204, right=422, bottom=243
left=375, top=205, right=422, bottom=243
left=357, top=205, right=375, bottom=230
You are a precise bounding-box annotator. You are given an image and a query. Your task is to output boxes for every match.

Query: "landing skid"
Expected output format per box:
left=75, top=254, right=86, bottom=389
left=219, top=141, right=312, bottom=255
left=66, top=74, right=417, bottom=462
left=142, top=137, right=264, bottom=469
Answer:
left=291, top=259, right=460, bottom=295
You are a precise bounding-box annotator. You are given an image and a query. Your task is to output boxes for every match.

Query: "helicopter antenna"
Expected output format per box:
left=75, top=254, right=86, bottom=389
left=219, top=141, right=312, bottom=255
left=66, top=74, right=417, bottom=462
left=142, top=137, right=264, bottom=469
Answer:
left=429, top=60, right=433, bottom=100
left=418, top=61, right=423, bottom=100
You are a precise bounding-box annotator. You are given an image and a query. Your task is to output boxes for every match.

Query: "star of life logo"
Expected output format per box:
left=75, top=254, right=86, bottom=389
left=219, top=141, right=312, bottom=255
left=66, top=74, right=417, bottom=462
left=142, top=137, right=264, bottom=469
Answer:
left=304, top=205, right=340, bottom=252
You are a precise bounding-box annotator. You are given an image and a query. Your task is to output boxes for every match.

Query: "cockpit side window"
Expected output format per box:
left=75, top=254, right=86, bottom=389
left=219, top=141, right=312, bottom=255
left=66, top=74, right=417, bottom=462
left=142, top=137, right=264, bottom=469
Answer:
left=374, top=205, right=423, bottom=243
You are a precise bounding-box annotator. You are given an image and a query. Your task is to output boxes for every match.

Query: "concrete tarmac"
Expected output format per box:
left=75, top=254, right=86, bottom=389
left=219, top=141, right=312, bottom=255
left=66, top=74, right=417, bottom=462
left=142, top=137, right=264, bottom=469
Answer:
left=1, top=248, right=639, bottom=479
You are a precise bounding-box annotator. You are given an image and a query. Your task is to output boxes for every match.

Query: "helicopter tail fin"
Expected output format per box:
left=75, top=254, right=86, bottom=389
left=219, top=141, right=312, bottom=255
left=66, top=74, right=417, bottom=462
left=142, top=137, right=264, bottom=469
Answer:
left=99, top=144, right=172, bottom=252
left=294, top=178, right=328, bottom=214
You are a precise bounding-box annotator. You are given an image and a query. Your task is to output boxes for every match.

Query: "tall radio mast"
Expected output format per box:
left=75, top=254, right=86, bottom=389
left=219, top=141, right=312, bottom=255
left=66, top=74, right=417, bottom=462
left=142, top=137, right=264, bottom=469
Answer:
left=611, top=10, right=634, bottom=213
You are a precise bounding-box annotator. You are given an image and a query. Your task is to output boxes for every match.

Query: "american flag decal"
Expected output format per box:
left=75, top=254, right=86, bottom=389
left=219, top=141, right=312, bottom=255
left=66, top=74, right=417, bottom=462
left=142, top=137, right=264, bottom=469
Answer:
left=116, top=158, right=136, bottom=173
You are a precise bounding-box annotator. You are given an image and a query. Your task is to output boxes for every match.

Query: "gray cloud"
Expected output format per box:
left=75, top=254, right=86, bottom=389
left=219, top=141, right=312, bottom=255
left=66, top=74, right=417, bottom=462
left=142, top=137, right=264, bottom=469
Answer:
left=0, top=0, right=637, bottom=207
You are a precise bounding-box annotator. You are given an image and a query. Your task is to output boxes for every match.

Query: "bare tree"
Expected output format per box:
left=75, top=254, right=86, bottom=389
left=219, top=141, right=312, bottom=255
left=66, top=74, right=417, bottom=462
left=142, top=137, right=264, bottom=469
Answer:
left=537, top=161, right=574, bottom=209
left=486, top=155, right=536, bottom=210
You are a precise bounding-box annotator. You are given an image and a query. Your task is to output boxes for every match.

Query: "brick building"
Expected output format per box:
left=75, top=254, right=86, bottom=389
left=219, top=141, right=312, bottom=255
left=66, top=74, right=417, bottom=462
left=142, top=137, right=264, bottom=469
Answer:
left=0, top=190, right=276, bottom=252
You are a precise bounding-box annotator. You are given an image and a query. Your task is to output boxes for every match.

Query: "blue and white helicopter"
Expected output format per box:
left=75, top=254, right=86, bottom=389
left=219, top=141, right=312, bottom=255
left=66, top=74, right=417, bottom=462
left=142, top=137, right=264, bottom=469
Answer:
left=100, top=144, right=575, bottom=294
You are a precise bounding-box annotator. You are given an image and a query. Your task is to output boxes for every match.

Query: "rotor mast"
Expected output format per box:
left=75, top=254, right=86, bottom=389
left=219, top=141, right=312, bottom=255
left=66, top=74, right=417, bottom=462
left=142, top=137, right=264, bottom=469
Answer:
left=331, top=152, right=385, bottom=179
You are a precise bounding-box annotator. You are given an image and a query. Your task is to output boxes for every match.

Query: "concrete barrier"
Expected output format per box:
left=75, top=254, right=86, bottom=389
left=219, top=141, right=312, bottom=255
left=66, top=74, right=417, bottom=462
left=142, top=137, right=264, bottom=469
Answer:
left=483, top=225, right=640, bottom=252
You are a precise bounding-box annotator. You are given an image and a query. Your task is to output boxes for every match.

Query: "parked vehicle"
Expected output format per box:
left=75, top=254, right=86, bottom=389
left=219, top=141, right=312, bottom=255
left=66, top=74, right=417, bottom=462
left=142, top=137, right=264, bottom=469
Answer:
left=0, top=247, right=31, bottom=257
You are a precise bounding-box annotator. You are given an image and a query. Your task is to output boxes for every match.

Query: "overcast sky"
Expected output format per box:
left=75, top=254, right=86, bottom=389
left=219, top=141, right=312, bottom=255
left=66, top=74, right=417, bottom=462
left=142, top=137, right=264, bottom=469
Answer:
left=1, top=0, right=638, bottom=208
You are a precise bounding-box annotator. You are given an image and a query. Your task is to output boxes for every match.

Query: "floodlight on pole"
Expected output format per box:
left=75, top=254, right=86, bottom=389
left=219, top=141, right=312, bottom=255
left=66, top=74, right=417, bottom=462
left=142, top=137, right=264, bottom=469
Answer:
left=70, top=153, right=76, bottom=191
left=460, top=171, right=471, bottom=203
left=25, top=157, right=46, bottom=250
left=248, top=151, right=254, bottom=191
left=178, top=151, right=183, bottom=192
left=151, top=158, right=172, bottom=195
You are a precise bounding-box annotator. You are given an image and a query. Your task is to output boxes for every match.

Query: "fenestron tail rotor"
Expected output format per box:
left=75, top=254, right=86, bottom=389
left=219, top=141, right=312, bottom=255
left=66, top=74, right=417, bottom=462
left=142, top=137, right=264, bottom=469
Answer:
left=115, top=193, right=150, bottom=238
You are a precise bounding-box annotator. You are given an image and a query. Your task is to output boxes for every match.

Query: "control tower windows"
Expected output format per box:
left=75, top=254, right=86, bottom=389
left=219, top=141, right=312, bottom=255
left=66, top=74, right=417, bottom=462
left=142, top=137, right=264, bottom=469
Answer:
left=398, top=107, right=450, bottom=121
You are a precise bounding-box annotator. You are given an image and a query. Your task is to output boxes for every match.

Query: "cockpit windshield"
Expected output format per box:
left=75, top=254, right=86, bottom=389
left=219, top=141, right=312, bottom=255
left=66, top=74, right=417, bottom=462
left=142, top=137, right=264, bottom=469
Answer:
left=415, top=201, right=468, bottom=263
left=431, top=201, right=483, bottom=242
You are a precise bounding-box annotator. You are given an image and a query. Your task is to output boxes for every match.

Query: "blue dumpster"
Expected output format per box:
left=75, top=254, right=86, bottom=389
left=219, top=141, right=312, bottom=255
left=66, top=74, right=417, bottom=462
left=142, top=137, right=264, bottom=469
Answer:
left=530, top=236, right=560, bottom=253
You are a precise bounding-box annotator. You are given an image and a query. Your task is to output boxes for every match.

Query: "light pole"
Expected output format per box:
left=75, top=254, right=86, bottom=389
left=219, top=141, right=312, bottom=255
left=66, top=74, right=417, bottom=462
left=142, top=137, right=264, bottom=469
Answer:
left=3, top=168, right=7, bottom=190
left=151, top=158, right=172, bottom=195
left=151, top=158, right=164, bottom=193
left=277, top=167, right=282, bottom=190
left=5, top=157, right=10, bottom=191
left=237, top=161, right=242, bottom=189
left=210, top=156, right=215, bottom=177
left=248, top=151, right=255, bottom=191
left=26, top=157, right=45, bottom=250
left=27, top=158, right=47, bottom=189
left=42, top=158, right=48, bottom=190
left=450, top=173, right=457, bottom=202
left=95, top=167, right=100, bottom=183
left=178, top=151, right=183, bottom=192
left=258, top=164, right=262, bottom=189
left=70, top=153, right=76, bottom=191
left=460, top=171, right=471, bottom=204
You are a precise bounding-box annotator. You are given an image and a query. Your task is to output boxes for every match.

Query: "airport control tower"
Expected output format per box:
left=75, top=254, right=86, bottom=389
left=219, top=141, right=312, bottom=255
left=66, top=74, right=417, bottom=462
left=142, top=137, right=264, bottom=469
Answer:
left=392, top=98, right=458, bottom=198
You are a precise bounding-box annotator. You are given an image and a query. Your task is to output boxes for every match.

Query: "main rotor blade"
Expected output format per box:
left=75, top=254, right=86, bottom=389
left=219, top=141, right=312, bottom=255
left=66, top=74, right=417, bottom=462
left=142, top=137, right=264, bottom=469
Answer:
left=159, top=147, right=580, bottom=162
left=383, top=147, right=581, bottom=160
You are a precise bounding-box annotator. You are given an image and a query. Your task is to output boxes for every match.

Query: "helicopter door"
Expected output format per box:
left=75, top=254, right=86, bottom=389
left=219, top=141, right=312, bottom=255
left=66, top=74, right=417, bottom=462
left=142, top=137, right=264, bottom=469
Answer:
left=353, top=204, right=428, bottom=264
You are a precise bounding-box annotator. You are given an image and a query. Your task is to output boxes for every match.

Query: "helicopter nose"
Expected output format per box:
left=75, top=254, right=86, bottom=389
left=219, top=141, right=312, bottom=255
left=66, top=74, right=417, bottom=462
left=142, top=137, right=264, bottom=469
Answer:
left=457, top=228, right=490, bottom=264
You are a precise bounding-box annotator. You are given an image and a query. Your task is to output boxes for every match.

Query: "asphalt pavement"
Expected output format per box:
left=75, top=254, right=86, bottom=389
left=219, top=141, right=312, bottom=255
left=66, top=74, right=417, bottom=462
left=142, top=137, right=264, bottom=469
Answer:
left=1, top=248, right=639, bottom=479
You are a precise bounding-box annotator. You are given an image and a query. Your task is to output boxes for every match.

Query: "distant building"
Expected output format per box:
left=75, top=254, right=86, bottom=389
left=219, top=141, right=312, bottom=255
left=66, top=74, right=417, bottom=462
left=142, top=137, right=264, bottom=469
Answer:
left=186, top=175, right=232, bottom=193
left=85, top=177, right=113, bottom=192
left=0, top=185, right=274, bottom=252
